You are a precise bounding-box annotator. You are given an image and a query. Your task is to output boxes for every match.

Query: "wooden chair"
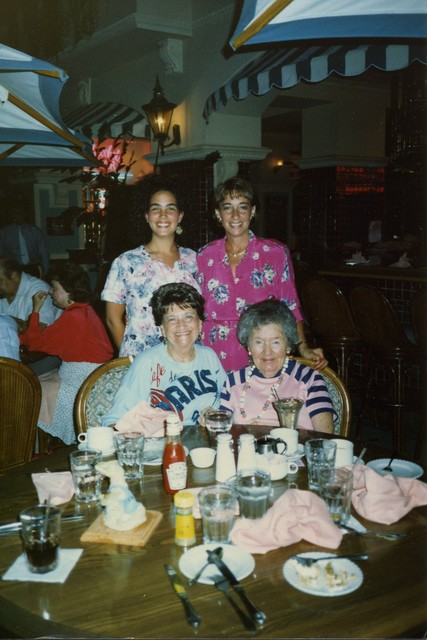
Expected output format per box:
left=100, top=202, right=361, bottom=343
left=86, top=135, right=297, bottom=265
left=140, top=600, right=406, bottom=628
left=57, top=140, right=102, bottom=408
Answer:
left=74, top=357, right=132, bottom=435
left=300, top=277, right=363, bottom=386
left=293, top=357, right=351, bottom=437
left=0, top=357, right=41, bottom=473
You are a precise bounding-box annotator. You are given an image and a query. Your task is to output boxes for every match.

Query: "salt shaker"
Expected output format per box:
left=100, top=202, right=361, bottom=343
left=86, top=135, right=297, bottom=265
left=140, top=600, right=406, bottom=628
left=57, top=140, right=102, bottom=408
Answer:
left=237, top=433, right=256, bottom=472
left=215, top=433, right=236, bottom=482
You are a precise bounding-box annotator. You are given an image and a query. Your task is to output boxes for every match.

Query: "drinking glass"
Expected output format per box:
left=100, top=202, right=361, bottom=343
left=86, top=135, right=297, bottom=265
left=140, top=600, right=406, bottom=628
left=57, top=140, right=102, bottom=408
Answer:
left=20, top=504, right=61, bottom=573
left=70, top=449, right=103, bottom=503
left=304, top=439, right=337, bottom=492
left=235, top=469, right=272, bottom=519
left=205, top=409, right=233, bottom=447
left=114, top=432, right=145, bottom=480
left=318, top=467, right=353, bottom=523
left=198, top=484, right=237, bottom=544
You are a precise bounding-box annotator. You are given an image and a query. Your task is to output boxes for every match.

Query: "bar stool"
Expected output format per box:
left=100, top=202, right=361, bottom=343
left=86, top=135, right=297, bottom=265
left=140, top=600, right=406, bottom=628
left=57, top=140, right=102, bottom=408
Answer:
left=300, top=277, right=363, bottom=386
left=349, top=285, right=420, bottom=456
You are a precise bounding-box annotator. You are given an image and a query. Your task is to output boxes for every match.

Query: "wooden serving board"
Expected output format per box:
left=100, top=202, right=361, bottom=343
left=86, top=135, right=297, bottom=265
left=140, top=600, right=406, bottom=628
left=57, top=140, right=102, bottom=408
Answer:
left=80, top=510, right=163, bottom=547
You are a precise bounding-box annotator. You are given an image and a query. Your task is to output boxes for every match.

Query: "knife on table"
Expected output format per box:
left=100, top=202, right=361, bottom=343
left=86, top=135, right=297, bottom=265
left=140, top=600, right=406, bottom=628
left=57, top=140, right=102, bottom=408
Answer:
left=164, top=564, right=202, bottom=628
left=0, top=514, right=85, bottom=535
left=207, top=549, right=266, bottom=625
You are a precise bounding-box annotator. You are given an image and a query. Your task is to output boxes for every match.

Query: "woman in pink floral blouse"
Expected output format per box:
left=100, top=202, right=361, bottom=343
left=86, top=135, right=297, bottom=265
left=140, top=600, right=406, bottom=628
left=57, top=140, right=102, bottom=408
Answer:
left=197, top=176, right=325, bottom=372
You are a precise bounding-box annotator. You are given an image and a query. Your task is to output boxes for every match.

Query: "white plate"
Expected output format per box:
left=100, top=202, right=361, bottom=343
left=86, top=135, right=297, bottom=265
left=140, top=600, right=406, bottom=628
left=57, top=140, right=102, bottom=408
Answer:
left=367, top=458, right=423, bottom=479
left=77, top=443, right=116, bottom=457
left=283, top=552, right=363, bottom=597
left=144, top=445, right=189, bottom=466
left=284, top=444, right=305, bottom=460
left=179, top=544, right=255, bottom=585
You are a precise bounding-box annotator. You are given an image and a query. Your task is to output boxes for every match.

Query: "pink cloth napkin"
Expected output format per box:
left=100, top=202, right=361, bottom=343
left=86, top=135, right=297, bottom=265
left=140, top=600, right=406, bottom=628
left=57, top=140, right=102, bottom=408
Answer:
left=114, top=401, right=167, bottom=437
left=32, top=472, right=75, bottom=506
left=351, top=464, right=427, bottom=524
left=230, top=489, right=342, bottom=554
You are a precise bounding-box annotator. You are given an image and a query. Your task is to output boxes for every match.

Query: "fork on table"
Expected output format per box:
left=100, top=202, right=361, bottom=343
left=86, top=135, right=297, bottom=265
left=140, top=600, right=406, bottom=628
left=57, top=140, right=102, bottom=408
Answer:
left=339, top=522, right=407, bottom=541
left=293, top=553, right=368, bottom=568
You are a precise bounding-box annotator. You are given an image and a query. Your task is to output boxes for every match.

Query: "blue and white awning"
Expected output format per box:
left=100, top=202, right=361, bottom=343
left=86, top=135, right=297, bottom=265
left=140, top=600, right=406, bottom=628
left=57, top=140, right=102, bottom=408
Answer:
left=203, top=42, right=427, bottom=119
left=230, top=0, right=427, bottom=50
left=63, top=102, right=149, bottom=139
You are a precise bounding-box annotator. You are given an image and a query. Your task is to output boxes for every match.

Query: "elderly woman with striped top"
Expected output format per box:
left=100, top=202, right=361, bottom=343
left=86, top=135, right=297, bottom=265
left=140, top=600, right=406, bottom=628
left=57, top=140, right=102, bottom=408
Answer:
left=219, top=299, right=335, bottom=432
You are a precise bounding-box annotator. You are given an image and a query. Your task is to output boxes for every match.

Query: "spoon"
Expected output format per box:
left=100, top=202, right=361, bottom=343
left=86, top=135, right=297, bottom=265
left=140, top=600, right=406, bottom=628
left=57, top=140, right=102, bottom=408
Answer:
left=382, top=455, right=396, bottom=472
left=188, top=547, right=223, bottom=586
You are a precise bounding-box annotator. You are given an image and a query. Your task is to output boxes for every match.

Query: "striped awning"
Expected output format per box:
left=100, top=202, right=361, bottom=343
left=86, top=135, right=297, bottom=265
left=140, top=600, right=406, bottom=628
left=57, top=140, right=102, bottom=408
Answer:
left=203, top=42, right=427, bottom=119
left=63, top=102, right=149, bottom=139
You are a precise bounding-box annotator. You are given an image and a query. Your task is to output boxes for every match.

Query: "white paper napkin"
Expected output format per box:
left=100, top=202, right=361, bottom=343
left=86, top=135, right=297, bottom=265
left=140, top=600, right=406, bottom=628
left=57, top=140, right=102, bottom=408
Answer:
left=2, top=548, right=83, bottom=583
left=342, top=514, right=367, bottom=534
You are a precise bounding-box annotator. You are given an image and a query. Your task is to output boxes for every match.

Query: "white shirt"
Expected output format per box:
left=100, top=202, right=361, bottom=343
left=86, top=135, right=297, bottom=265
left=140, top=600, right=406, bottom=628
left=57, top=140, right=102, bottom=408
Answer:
left=0, top=272, right=60, bottom=325
left=0, top=314, right=19, bottom=360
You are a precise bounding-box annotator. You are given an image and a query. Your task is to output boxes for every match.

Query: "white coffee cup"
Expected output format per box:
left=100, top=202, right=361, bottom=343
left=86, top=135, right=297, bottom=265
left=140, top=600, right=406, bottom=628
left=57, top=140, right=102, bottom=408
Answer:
left=270, top=427, right=298, bottom=455
left=78, top=426, right=115, bottom=453
left=331, top=438, right=354, bottom=467
left=255, top=452, right=298, bottom=480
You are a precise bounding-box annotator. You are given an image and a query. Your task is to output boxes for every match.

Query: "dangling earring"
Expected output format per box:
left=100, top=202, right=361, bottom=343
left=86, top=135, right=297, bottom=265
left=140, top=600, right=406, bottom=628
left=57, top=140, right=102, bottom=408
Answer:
left=175, top=224, right=183, bottom=235
left=67, top=295, right=73, bottom=305
left=248, top=350, right=253, bottom=365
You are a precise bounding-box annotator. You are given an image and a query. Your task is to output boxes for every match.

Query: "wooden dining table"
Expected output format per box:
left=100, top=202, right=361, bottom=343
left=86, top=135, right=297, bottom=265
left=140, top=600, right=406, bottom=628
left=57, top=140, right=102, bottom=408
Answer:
left=0, top=426, right=425, bottom=639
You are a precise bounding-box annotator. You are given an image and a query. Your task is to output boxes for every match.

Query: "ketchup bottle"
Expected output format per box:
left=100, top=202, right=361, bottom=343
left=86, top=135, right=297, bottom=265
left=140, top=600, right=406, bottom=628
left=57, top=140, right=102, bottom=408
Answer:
left=163, top=415, right=187, bottom=495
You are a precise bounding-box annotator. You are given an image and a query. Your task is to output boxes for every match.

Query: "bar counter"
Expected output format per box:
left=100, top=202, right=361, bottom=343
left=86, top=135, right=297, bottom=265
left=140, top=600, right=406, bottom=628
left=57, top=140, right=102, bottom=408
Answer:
left=318, top=264, right=427, bottom=284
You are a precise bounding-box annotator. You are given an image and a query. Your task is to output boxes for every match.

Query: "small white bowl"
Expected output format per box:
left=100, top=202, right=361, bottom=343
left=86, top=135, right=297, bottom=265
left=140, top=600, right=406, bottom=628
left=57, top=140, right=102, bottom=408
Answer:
left=190, top=447, right=216, bottom=468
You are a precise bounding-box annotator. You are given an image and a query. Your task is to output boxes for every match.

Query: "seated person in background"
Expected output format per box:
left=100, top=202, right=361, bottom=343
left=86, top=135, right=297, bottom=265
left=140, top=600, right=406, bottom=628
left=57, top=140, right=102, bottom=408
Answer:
left=0, top=257, right=58, bottom=327
left=20, top=262, right=113, bottom=445
left=220, top=299, right=335, bottom=432
left=0, top=314, right=19, bottom=360
left=103, top=283, right=226, bottom=428
left=0, top=201, right=50, bottom=277
left=0, top=257, right=61, bottom=375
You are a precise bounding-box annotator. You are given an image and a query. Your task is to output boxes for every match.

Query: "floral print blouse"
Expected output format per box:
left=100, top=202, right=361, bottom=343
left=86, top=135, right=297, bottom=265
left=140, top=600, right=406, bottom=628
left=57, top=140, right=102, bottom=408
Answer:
left=197, top=232, right=303, bottom=371
left=101, top=245, right=199, bottom=357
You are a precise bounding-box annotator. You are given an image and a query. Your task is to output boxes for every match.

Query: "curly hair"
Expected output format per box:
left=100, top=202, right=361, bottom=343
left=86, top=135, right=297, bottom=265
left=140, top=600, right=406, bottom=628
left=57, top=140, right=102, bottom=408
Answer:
left=47, top=262, right=92, bottom=303
left=237, top=298, right=299, bottom=350
left=150, top=283, right=205, bottom=326
left=134, top=174, right=188, bottom=216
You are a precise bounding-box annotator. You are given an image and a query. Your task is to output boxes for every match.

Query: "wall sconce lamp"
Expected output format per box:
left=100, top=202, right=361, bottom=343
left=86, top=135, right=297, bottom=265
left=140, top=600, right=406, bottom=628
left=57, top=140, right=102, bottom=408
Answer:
left=273, top=159, right=285, bottom=173
left=142, top=76, right=181, bottom=161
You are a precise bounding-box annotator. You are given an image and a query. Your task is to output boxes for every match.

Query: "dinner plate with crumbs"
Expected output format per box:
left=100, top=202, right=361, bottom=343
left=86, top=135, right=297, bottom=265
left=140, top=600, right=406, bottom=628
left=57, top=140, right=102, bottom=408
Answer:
left=179, top=543, right=255, bottom=585
left=367, top=459, right=423, bottom=479
left=283, top=552, right=363, bottom=597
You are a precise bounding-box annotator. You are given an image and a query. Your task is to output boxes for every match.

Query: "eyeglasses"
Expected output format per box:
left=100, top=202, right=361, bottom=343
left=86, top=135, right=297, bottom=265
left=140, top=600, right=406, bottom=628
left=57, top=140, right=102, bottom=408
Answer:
left=164, top=312, right=198, bottom=326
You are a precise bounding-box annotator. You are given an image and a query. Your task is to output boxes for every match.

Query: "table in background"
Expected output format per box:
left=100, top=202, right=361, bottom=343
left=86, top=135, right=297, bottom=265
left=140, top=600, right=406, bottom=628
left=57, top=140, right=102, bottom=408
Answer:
left=0, top=428, right=425, bottom=639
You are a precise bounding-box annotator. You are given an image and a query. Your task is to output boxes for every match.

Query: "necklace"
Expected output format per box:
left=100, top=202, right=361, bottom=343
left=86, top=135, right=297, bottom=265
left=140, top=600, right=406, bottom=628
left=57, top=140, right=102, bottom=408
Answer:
left=226, top=249, right=247, bottom=260
left=239, top=359, right=289, bottom=420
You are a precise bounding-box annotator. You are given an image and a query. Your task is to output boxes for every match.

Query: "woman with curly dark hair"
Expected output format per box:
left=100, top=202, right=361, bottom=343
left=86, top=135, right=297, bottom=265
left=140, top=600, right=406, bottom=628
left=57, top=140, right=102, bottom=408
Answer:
left=101, top=174, right=199, bottom=357
left=20, top=262, right=113, bottom=444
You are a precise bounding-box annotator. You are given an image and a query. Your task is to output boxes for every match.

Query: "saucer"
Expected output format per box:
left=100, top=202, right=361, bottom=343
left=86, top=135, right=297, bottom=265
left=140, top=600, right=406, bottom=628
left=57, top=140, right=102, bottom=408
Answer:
left=179, top=543, right=255, bottom=585
left=77, top=442, right=115, bottom=457
left=367, top=458, right=423, bottom=479
left=284, top=444, right=305, bottom=460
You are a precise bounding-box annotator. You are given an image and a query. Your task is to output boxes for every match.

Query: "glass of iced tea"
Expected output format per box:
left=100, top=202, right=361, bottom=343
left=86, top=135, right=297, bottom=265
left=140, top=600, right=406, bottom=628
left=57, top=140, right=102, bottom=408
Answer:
left=19, top=504, right=61, bottom=573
